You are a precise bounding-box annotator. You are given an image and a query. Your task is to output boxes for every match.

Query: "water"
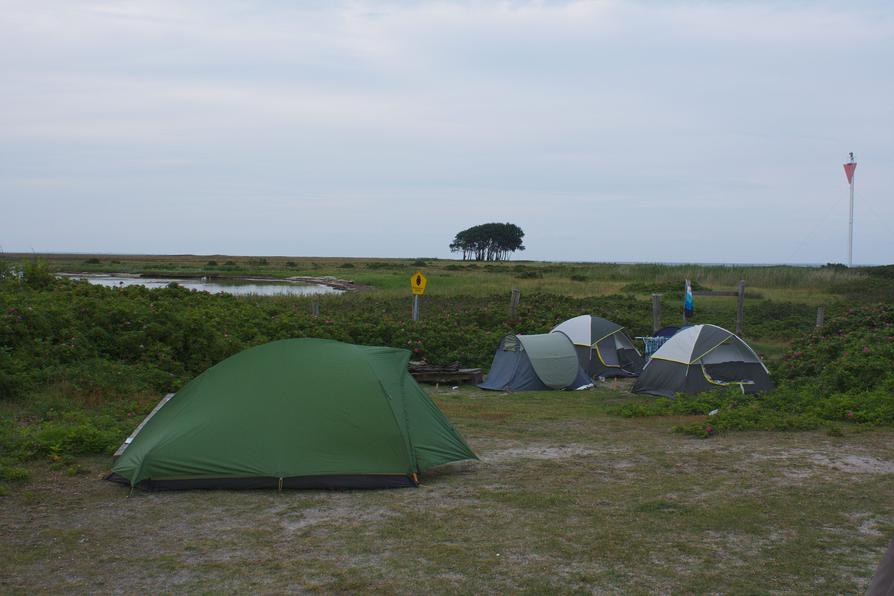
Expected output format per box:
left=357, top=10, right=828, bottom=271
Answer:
left=61, top=274, right=342, bottom=296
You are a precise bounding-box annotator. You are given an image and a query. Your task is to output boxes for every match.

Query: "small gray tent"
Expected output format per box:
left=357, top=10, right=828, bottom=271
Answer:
left=551, top=315, right=644, bottom=378
left=478, top=333, right=591, bottom=391
left=633, top=324, right=773, bottom=396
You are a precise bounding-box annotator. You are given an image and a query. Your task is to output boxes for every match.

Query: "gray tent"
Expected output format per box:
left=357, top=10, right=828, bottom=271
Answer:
left=551, top=315, right=644, bottom=378
left=478, top=333, right=592, bottom=391
left=867, top=538, right=894, bottom=596
left=633, top=324, right=773, bottom=397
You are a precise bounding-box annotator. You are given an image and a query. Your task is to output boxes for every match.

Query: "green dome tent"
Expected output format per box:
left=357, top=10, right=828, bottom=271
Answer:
left=108, top=339, right=477, bottom=490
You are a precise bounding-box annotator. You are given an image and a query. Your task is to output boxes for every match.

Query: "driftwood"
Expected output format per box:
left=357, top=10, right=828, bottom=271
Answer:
left=408, top=360, right=460, bottom=373
left=408, top=360, right=482, bottom=384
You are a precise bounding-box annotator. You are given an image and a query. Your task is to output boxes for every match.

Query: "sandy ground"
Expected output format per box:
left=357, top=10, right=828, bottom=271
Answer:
left=2, top=396, right=893, bottom=594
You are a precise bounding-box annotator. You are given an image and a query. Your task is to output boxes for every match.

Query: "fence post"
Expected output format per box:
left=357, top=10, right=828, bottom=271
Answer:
left=735, top=280, right=745, bottom=336
left=311, top=301, right=320, bottom=317
left=509, top=288, right=521, bottom=319
left=815, top=306, right=825, bottom=329
left=651, top=293, right=662, bottom=333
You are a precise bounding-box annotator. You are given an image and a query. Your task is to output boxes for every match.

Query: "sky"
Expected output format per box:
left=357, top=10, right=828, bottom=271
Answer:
left=1, top=0, right=892, bottom=264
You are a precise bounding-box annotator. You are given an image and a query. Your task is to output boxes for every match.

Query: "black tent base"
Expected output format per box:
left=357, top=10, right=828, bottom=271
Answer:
left=105, top=472, right=418, bottom=491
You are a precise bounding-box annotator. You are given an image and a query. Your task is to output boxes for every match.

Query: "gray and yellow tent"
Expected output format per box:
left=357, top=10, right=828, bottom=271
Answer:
left=478, top=333, right=591, bottom=391
left=108, top=339, right=477, bottom=490
left=633, top=324, right=773, bottom=397
left=551, top=315, right=644, bottom=378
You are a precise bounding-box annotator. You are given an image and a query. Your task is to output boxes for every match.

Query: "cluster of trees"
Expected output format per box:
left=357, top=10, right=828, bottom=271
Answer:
left=449, top=223, right=525, bottom=261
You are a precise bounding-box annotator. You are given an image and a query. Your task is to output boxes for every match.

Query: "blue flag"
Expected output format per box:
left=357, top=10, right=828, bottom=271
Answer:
left=684, top=279, right=694, bottom=319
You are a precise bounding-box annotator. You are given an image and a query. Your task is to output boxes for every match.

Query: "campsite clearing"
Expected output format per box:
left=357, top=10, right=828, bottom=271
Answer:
left=2, top=387, right=892, bottom=594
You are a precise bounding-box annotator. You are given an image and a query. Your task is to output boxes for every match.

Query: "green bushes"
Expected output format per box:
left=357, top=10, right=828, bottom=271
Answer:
left=620, top=280, right=710, bottom=294
left=0, top=276, right=660, bottom=404
left=22, top=258, right=55, bottom=290
left=1, top=274, right=891, bottom=469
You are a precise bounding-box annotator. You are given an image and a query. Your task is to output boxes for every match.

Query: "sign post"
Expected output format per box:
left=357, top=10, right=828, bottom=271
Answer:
left=844, top=153, right=857, bottom=267
left=410, top=271, right=427, bottom=321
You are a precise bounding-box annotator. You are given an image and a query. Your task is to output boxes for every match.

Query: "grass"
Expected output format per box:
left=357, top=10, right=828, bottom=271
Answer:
left=1, top=386, right=892, bottom=594
left=1, top=252, right=871, bottom=301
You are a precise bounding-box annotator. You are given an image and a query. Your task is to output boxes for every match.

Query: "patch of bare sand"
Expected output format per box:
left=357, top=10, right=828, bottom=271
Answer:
left=810, top=453, right=894, bottom=474
left=277, top=499, right=395, bottom=533
left=480, top=438, right=632, bottom=464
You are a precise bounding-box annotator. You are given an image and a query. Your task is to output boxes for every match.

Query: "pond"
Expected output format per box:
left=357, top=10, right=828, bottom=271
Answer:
left=60, top=274, right=343, bottom=296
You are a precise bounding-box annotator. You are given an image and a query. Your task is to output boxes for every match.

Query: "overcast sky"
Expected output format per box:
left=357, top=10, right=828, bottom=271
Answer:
left=1, top=1, right=891, bottom=264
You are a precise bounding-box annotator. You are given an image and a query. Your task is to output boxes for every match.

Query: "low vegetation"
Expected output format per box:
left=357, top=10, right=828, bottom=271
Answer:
left=0, top=257, right=891, bottom=467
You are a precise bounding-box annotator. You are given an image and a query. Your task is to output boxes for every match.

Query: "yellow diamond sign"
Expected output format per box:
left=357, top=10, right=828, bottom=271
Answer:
left=410, top=271, right=427, bottom=295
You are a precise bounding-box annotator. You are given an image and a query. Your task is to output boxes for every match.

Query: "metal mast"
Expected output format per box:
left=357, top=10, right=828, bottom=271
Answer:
left=844, top=152, right=857, bottom=267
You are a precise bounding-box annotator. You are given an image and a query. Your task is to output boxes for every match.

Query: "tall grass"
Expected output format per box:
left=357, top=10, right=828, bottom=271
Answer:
left=0, top=253, right=875, bottom=298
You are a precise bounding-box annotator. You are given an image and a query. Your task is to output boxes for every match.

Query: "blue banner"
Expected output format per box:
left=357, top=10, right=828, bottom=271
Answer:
left=684, top=279, right=694, bottom=318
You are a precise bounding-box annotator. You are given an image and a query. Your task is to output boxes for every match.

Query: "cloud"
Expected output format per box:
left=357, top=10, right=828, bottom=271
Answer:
left=0, top=1, right=892, bottom=262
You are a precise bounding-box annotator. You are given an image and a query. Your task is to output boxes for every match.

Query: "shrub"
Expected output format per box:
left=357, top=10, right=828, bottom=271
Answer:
left=620, top=280, right=711, bottom=294
left=515, top=271, right=542, bottom=279
left=338, top=263, right=355, bottom=269
left=22, top=258, right=55, bottom=290
left=0, top=464, right=29, bottom=482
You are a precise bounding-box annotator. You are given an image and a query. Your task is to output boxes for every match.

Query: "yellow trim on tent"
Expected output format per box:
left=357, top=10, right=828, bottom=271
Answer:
left=700, top=363, right=754, bottom=393
left=592, top=330, right=619, bottom=344
left=593, top=345, right=620, bottom=368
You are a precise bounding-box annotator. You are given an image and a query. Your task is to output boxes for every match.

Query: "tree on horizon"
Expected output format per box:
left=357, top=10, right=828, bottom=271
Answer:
left=449, top=223, right=525, bottom=261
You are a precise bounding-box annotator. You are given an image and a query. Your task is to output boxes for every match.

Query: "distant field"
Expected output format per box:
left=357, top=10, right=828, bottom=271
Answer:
left=1, top=387, right=891, bottom=594
left=1, top=252, right=868, bottom=302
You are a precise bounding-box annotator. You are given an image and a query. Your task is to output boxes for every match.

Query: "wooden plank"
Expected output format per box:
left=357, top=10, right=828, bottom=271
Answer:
left=113, top=393, right=175, bottom=459
left=411, top=368, right=483, bottom=385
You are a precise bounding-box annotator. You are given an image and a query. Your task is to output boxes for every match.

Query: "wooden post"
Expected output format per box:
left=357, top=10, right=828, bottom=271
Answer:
left=311, top=301, right=319, bottom=317
left=651, top=294, right=662, bottom=333
left=509, top=288, right=521, bottom=319
left=815, top=306, right=825, bottom=329
left=735, top=280, right=745, bottom=336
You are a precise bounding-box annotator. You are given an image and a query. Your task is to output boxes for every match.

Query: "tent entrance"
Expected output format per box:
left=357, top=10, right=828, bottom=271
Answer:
left=700, top=362, right=756, bottom=393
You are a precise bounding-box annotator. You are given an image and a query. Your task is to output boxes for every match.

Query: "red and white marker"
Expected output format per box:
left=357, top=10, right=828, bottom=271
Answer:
left=843, top=153, right=857, bottom=267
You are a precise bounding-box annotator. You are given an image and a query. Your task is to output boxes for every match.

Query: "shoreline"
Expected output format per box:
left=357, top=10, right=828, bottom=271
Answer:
left=56, top=272, right=371, bottom=292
